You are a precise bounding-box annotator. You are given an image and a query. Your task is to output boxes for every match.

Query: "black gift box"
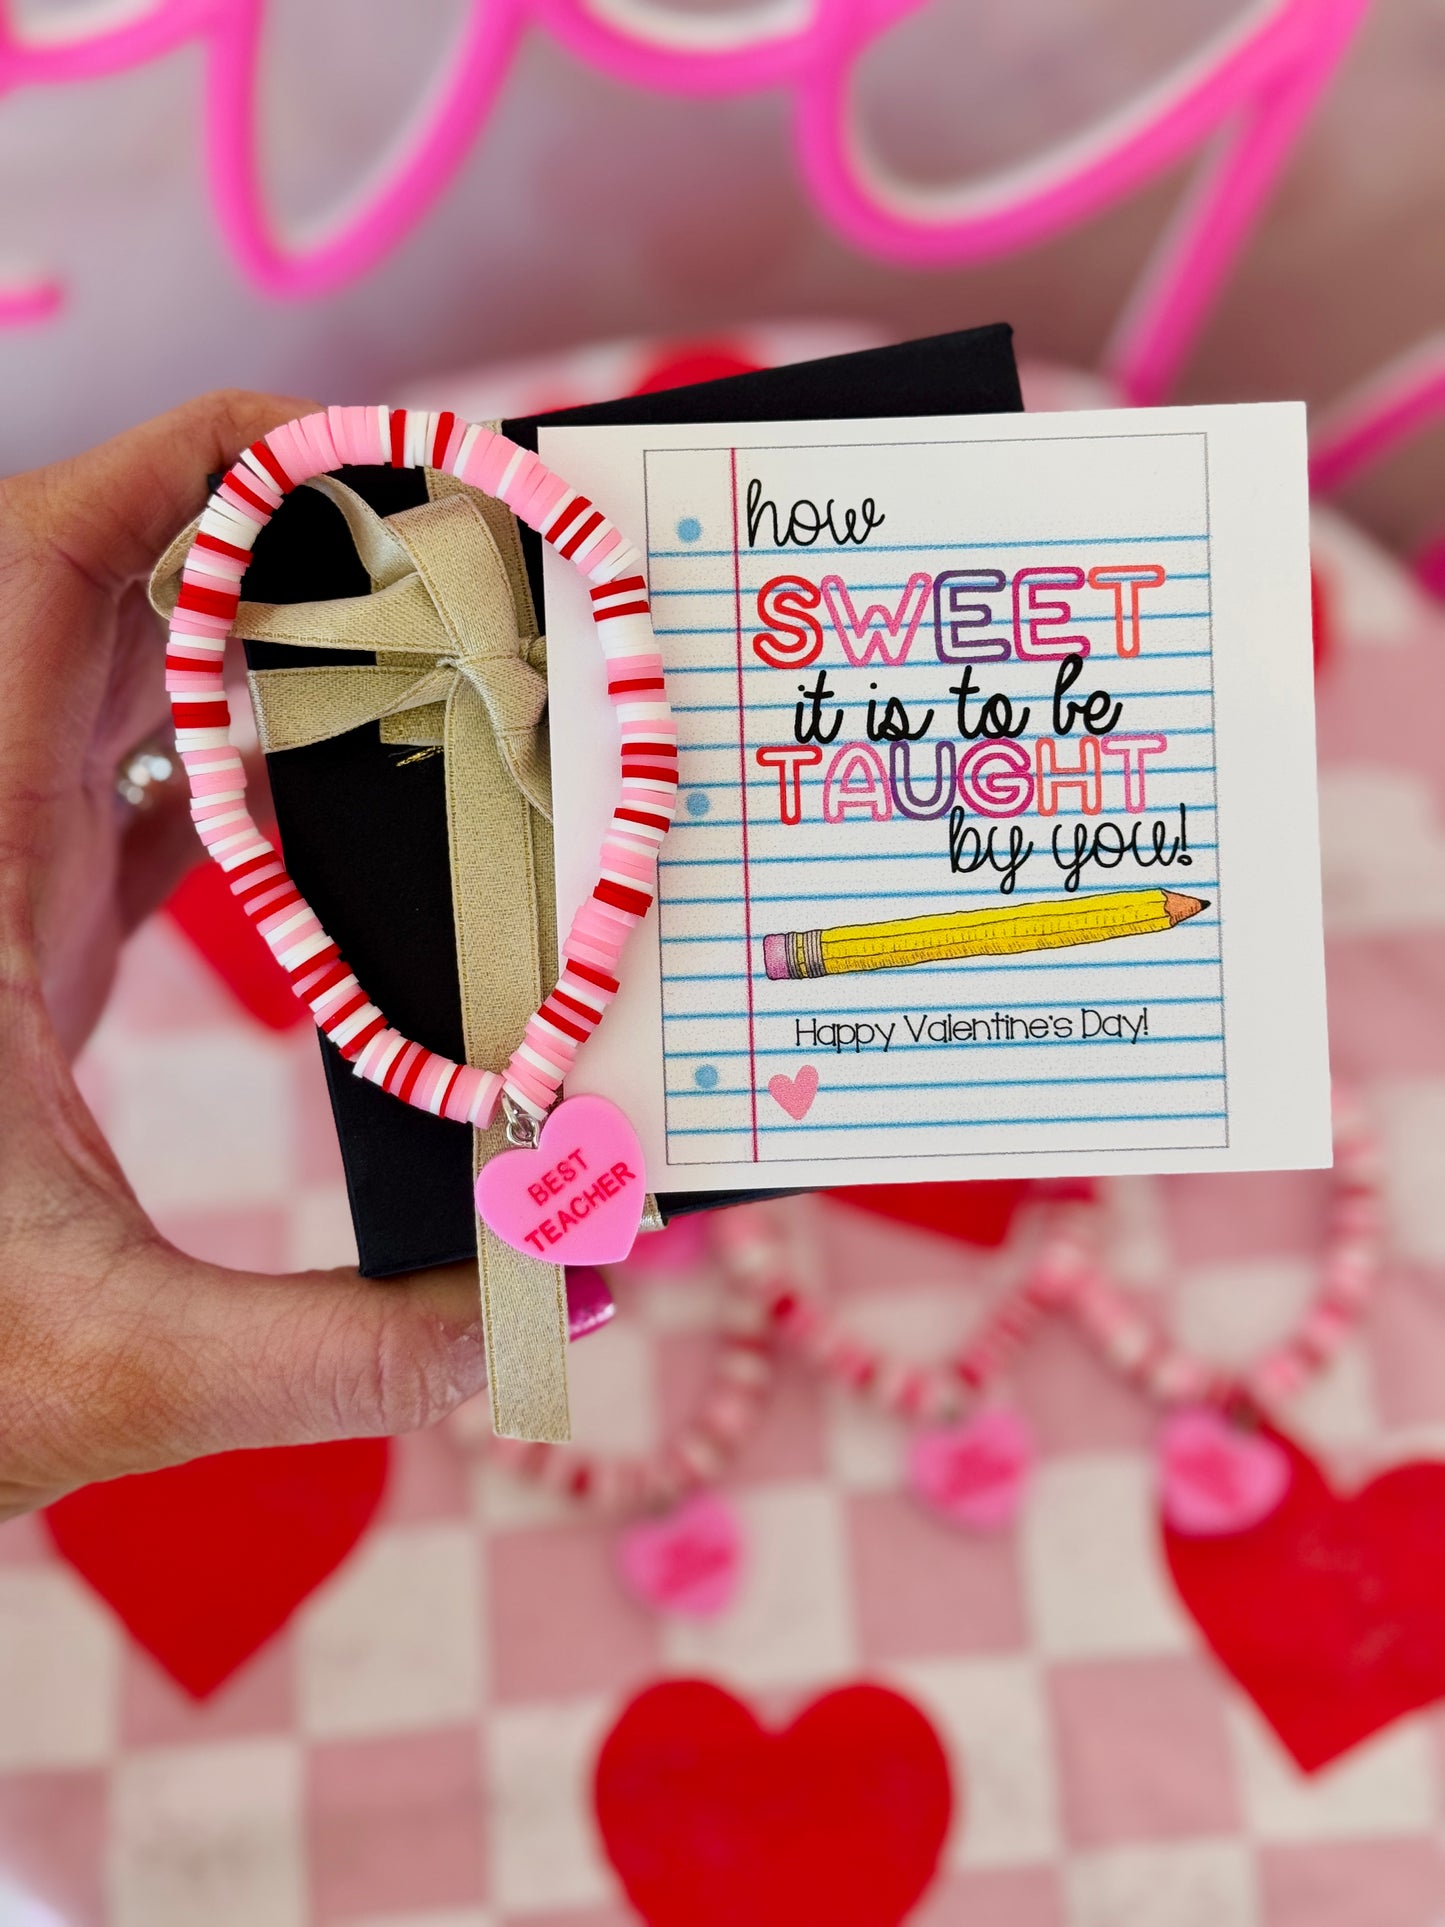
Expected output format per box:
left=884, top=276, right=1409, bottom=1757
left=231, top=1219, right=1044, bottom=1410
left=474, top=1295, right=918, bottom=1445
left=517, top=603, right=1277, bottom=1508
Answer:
left=240, top=325, right=1023, bottom=1277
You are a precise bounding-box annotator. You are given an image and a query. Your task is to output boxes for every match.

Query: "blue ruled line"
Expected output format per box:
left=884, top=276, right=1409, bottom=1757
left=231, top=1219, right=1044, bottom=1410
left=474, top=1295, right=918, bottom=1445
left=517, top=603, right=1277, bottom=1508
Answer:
left=659, top=652, right=1217, bottom=672
left=657, top=610, right=1212, bottom=637
left=650, top=534, right=1210, bottom=559
left=664, top=1038, right=1224, bottom=1064
left=668, top=1110, right=1229, bottom=1137
left=667, top=1073, right=1224, bottom=1098
left=661, top=843, right=1218, bottom=868
left=652, top=572, right=1214, bottom=596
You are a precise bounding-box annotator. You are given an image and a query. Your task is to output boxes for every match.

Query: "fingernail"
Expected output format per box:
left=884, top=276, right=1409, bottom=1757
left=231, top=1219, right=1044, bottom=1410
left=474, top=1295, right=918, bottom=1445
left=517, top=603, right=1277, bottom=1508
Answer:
left=566, top=1266, right=615, bottom=1341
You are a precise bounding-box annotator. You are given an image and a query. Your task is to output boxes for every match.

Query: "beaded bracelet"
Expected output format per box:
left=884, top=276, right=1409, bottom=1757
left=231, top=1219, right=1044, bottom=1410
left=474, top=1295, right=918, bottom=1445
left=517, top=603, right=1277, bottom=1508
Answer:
left=714, top=1197, right=1080, bottom=1424
left=466, top=1252, right=779, bottom=1517
left=1058, top=1085, right=1382, bottom=1410
left=167, top=407, right=674, bottom=1258
left=717, top=1084, right=1381, bottom=1423
left=462, top=1093, right=1381, bottom=1535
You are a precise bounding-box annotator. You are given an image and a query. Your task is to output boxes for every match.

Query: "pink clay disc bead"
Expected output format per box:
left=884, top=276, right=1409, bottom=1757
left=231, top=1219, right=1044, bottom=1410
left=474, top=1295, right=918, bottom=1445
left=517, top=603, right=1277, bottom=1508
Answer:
left=168, top=409, right=674, bottom=1133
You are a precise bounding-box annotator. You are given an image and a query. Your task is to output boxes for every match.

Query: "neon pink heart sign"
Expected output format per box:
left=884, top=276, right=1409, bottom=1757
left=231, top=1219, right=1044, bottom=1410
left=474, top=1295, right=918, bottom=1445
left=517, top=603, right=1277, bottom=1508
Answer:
left=0, top=0, right=1366, bottom=406
left=7, top=0, right=1442, bottom=578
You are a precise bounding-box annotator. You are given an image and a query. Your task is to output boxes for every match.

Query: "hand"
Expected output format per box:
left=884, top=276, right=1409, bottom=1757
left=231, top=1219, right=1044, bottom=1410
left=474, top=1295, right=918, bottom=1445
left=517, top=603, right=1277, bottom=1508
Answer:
left=0, top=393, right=493, bottom=1517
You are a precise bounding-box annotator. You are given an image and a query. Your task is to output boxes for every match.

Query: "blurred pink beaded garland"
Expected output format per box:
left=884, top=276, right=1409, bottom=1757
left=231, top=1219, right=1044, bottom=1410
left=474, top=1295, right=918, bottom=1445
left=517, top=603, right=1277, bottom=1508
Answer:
left=715, top=1085, right=1381, bottom=1536
left=459, top=1086, right=1383, bottom=1611
left=464, top=1234, right=779, bottom=1520
left=451, top=1219, right=781, bottom=1620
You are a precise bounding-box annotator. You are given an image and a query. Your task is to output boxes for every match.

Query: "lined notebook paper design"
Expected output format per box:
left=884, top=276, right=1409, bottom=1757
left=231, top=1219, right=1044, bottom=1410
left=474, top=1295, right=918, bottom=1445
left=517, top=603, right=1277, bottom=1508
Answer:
left=642, top=432, right=1224, bottom=1167
left=541, top=407, right=1327, bottom=1186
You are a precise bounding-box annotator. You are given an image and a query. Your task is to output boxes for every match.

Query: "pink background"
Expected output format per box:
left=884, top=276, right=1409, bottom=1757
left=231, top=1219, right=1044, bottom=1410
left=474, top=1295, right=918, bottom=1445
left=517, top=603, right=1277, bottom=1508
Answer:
left=2, top=2, right=1445, bottom=1912
left=0, top=498, right=1444, bottom=1924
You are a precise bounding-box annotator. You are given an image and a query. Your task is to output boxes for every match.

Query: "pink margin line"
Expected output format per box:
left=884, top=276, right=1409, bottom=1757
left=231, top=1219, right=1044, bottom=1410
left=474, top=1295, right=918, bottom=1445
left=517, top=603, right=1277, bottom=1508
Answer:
left=729, top=445, right=760, bottom=1164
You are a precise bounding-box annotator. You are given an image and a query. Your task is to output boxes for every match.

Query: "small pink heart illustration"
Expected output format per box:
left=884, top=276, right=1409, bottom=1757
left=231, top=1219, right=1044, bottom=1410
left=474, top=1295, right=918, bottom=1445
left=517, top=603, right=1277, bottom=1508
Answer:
left=1159, top=1406, right=1292, bottom=1536
left=909, top=1407, right=1034, bottom=1531
left=768, top=1065, right=819, bottom=1121
left=618, top=1492, right=743, bottom=1618
left=475, top=1094, right=646, bottom=1265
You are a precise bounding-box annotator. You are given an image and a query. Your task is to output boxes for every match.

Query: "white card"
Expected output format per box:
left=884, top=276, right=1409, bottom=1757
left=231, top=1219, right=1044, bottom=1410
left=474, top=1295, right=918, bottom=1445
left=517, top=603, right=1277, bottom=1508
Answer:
left=540, top=406, right=1328, bottom=1189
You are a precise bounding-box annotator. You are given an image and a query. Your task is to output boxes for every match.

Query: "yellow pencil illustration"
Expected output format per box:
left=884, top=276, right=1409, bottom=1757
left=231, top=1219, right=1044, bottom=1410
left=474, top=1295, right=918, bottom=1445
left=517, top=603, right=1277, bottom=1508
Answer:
left=762, top=888, right=1208, bottom=979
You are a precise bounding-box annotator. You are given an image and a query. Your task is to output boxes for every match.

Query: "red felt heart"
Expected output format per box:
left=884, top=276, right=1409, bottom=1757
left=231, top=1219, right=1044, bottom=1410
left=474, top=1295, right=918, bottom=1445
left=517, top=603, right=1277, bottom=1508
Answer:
left=1164, top=1428, right=1445, bottom=1772
left=1310, top=560, right=1331, bottom=675
left=45, top=1440, right=389, bottom=1698
left=829, top=1178, right=1033, bottom=1249
left=165, top=858, right=307, bottom=1032
left=595, top=1679, right=952, bottom=1927
left=630, top=345, right=763, bottom=395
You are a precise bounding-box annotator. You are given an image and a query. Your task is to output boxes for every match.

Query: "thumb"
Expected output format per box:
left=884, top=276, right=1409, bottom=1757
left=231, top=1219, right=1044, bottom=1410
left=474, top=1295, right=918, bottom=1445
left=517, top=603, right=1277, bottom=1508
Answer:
left=149, top=1249, right=493, bottom=1461
left=3, top=999, right=599, bottom=1501
left=36, top=1243, right=490, bottom=1494
left=151, top=1245, right=610, bottom=1465
left=0, top=390, right=317, bottom=799
left=27, top=388, right=318, bottom=590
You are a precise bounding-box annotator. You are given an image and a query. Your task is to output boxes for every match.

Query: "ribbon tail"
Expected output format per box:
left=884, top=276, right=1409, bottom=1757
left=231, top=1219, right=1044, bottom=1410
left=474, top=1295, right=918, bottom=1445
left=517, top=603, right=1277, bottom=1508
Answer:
left=473, top=1142, right=572, bottom=1444
left=303, top=475, right=415, bottom=587
left=151, top=475, right=570, bottom=1441
left=445, top=680, right=570, bottom=1443
left=247, top=664, right=458, bottom=752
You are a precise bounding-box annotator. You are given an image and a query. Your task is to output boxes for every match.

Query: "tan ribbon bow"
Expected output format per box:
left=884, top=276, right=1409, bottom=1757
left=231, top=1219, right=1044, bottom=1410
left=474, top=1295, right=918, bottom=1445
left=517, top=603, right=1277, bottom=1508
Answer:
left=150, top=468, right=573, bottom=1443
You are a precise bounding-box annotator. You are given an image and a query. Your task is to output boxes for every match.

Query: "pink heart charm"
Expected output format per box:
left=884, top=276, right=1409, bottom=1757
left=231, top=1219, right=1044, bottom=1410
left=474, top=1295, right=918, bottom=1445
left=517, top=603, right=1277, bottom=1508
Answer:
left=475, top=1094, right=646, bottom=1265
left=1159, top=1406, right=1293, bottom=1536
left=618, top=1493, right=744, bottom=1618
left=908, top=1407, right=1034, bottom=1531
left=768, top=1065, right=819, bottom=1121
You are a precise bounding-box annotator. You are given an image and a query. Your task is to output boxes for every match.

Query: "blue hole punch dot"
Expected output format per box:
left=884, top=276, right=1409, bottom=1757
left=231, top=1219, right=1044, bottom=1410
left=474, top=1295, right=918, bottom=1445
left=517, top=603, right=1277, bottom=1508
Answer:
left=694, top=1064, right=719, bottom=1090
left=676, top=516, right=702, bottom=543
left=685, top=791, right=711, bottom=818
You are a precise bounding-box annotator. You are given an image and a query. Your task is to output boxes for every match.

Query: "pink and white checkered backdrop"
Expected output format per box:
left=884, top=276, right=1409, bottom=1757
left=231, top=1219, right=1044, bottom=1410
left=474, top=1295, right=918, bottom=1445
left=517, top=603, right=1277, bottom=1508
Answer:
left=4, top=500, right=1445, bottom=1927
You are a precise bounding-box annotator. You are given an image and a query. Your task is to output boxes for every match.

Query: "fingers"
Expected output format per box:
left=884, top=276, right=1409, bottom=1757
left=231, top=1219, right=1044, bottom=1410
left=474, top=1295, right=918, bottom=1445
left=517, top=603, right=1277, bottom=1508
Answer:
left=115, top=657, right=278, bottom=939
left=5, top=1218, right=611, bottom=1505
left=0, top=1008, right=503, bottom=1501
left=157, top=1252, right=492, bottom=1461
left=116, top=784, right=205, bottom=937
left=0, top=391, right=317, bottom=796
left=20, top=388, right=317, bottom=590
left=27, top=1247, right=490, bottom=1491
left=138, top=1245, right=607, bottom=1470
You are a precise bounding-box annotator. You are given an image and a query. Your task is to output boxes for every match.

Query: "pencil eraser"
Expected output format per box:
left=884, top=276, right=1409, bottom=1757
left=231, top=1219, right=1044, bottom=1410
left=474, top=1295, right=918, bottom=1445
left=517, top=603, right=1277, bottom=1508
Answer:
left=763, top=933, right=789, bottom=980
